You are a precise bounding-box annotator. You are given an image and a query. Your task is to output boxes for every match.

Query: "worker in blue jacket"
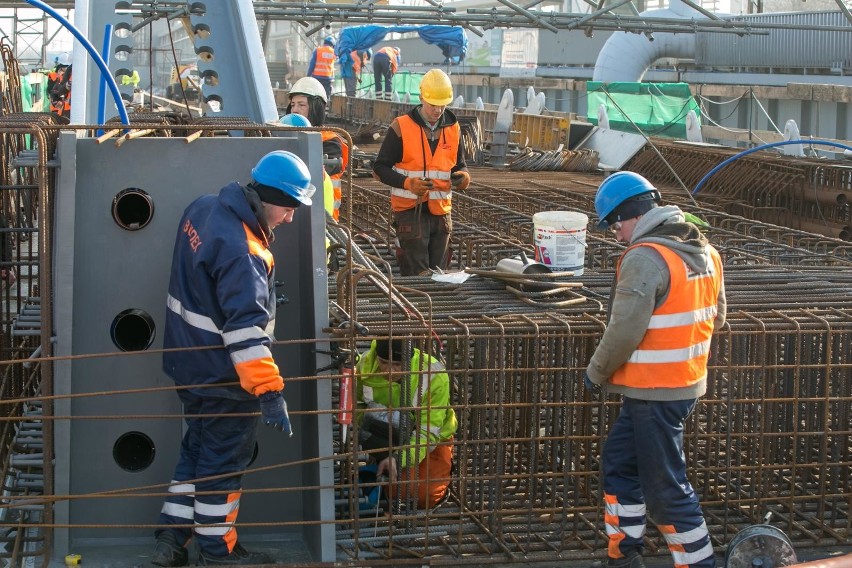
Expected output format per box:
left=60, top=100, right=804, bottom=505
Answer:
left=151, top=150, right=315, bottom=567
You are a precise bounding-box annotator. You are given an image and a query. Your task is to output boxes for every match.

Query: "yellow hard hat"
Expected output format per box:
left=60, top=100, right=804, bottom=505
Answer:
left=419, top=69, right=453, bottom=106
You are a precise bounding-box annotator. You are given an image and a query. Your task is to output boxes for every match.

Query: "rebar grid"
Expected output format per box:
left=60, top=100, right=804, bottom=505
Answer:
left=333, top=166, right=850, bottom=561
left=346, top=169, right=852, bottom=273
left=0, top=118, right=847, bottom=566
left=626, top=140, right=852, bottom=241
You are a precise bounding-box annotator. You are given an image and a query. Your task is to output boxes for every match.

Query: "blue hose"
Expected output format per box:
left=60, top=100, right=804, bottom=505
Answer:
left=25, top=0, right=130, bottom=126
left=693, top=139, right=852, bottom=195
left=97, top=24, right=113, bottom=134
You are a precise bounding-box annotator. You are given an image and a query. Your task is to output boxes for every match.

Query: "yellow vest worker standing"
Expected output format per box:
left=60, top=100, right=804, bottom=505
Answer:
left=372, top=69, right=470, bottom=276
left=307, top=36, right=337, bottom=102
left=584, top=172, right=726, bottom=568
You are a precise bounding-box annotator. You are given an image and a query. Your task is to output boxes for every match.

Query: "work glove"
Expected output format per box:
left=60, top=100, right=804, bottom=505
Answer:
left=583, top=371, right=600, bottom=394
left=404, top=176, right=432, bottom=197
left=451, top=170, right=471, bottom=190
left=259, top=391, right=293, bottom=437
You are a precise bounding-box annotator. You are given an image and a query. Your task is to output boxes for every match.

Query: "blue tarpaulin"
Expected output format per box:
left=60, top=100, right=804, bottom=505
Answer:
left=336, top=25, right=467, bottom=77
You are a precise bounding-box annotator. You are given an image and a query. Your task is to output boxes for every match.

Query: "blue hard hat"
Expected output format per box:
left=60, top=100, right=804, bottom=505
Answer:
left=324, top=35, right=336, bottom=46
left=594, top=172, right=659, bottom=229
left=251, top=151, right=315, bottom=206
left=279, top=113, right=311, bottom=127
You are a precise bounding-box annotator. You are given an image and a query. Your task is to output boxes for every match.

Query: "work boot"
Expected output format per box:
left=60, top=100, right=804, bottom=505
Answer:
left=591, top=552, right=646, bottom=568
left=150, top=530, right=189, bottom=567
left=198, top=542, right=272, bottom=566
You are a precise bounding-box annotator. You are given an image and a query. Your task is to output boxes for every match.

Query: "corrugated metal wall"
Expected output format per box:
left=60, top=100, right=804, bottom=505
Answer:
left=363, top=11, right=851, bottom=73
left=696, top=11, right=852, bottom=70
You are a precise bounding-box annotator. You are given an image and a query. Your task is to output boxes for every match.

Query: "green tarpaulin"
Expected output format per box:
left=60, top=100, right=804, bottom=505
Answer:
left=587, top=82, right=699, bottom=139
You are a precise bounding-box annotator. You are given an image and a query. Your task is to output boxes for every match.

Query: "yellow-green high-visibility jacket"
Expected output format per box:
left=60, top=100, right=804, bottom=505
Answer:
left=356, top=340, right=457, bottom=468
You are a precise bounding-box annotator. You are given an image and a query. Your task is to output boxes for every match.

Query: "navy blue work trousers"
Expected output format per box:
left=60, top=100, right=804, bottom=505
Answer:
left=373, top=53, right=394, bottom=99
left=602, top=397, right=716, bottom=568
left=156, top=390, right=259, bottom=558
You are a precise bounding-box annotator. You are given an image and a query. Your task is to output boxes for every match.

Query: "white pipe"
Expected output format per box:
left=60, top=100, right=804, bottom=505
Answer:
left=592, top=0, right=704, bottom=82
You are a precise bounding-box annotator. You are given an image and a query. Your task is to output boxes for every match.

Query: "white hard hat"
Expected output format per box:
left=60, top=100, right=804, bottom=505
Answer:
left=56, top=52, right=71, bottom=66
left=289, top=76, right=328, bottom=103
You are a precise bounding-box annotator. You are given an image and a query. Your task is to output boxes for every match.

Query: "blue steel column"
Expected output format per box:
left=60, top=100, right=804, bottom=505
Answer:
left=187, top=0, right=279, bottom=124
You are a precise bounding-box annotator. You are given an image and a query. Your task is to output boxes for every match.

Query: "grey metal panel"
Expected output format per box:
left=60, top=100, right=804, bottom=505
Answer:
left=538, top=29, right=613, bottom=67
left=576, top=127, right=648, bottom=170
left=696, top=11, right=852, bottom=69
left=58, top=134, right=331, bottom=561
left=53, top=132, right=79, bottom=559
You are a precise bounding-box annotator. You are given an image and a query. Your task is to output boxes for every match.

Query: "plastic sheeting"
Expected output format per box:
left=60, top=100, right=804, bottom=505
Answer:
left=586, top=82, right=700, bottom=139
left=336, top=25, right=467, bottom=78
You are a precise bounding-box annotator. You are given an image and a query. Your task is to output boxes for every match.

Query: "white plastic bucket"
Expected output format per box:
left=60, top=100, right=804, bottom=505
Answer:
left=533, top=211, right=588, bottom=275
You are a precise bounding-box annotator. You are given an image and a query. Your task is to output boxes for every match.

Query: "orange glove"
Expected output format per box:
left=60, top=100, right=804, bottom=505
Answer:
left=404, top=177, right=433, bottom=197
left=451, top=170, right=471, bottom=190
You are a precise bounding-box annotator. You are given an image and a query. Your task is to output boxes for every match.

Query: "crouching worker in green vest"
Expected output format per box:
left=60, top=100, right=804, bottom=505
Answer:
left=355, top=338, right=457, bottom=509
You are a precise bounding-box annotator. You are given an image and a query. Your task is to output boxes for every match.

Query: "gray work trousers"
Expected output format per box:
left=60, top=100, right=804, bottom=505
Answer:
left=393, top=206, right=451, bottom=276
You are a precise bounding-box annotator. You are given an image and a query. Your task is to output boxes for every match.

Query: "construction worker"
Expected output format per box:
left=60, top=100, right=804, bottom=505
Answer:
left=372, top=69, right=470, bottom=276
left=585, top=172, right=726, bottom=568
left=280, top=112, right=337, bottom=224
left=356, top=338, right=457, bottom=509
left=120, top=69, right=141, bottom=89
left=372, top=46, right=400, bottom=101
left=152, top=151, right=314, bottom=567
left=307, top=35, right=336, bottom=102
left=285, top=77, right=349, bottom=222
left=46, top=51, right=72, bottom=118
left=343, top=48, right=371, bottom=97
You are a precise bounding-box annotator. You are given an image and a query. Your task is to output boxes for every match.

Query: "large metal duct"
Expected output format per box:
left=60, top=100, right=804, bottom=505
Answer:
left=592, top=0, right=705, bottom=82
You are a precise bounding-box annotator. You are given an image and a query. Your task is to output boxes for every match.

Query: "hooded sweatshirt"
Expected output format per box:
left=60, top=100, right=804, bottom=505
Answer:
left=586, top=205, right=727, bottom=401
left=373, top=105, right=467, bottom=191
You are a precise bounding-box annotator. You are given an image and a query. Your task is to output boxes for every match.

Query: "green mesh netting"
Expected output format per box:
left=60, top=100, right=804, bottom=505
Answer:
left=587, top=82, right=700, bottom=139
left=334, top=70, right=424, bottom=100
left=391, top=71, right=424, bottom=97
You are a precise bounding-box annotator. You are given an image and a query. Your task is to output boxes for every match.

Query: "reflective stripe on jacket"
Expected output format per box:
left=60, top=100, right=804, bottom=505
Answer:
left=163, top=183, right=283, bottom=400
left=356, top=340, right=458, bottom=468
left=390, top=114, right=460, bottom=215
left=610, top=242, right=723, bottom=389
left=321, top=130, right=349, bottom=221
left=312, top=45, right=335, bottom=78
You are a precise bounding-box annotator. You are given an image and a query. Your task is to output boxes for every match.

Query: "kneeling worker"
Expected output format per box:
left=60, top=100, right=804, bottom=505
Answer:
left=355, top=338, right=457, bottom=509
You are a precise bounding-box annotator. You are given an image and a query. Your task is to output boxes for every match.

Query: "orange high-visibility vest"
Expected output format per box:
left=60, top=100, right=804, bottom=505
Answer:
left=351, top=51, right=368, bottom=75
left=377, top=47, right=399, bottom=73
left=312, top=45, right=335, bottom=78
left=610, top=242, right=723, bottom=389
left=390, top=114, right=460, bottom=216
left=321, top=131, right=349, bottom=221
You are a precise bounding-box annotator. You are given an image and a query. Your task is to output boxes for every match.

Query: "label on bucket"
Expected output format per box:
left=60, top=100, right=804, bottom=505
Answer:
left=533, top=211, right=588, bottom=275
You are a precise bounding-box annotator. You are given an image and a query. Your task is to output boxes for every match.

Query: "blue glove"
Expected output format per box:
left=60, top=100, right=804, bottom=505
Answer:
left=583, top=372, right=600, bottom=393
left=259, top=391, right=293, bottom=437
